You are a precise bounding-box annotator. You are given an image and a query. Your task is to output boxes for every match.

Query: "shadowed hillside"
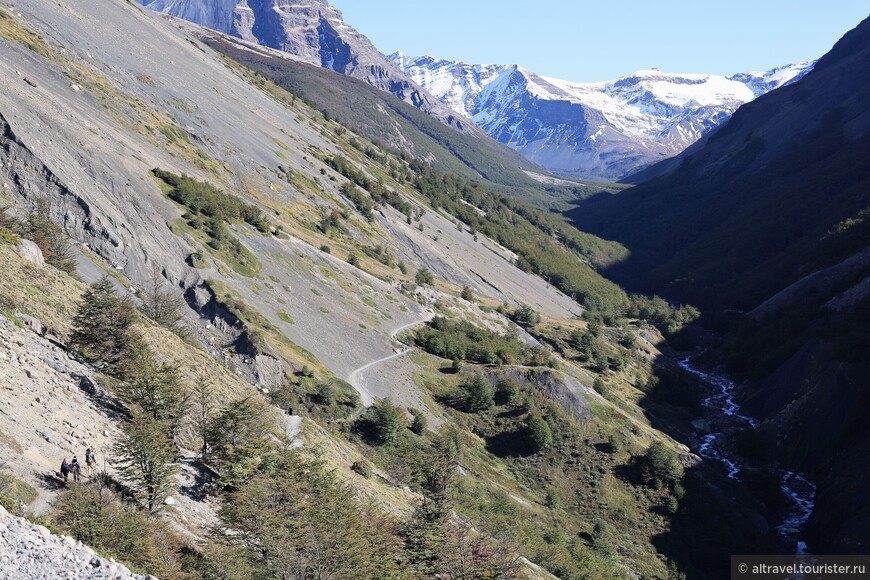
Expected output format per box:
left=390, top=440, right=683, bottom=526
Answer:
left=571, top=14, right=870, bottom=554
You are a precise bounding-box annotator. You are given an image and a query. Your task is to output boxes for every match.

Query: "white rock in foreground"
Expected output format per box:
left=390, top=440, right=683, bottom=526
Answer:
left=0, top=503, right=146, bottom=579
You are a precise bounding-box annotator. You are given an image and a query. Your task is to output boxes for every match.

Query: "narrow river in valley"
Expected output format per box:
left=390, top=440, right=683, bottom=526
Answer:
left=678, top=356, right=817, bottom=555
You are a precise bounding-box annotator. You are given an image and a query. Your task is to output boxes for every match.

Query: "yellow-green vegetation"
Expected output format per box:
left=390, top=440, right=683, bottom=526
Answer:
left=153, top=169, right=265, bottom=276
left=277, top=309, right=294, bottom=324
left=413, top=315, right=552, bottom=367
left=0, top=245, right=82, bottom=336
left=337, top=362, right=660, bottom=578
left=0, top=225, right=19, bottom=245
left=0, top=8, right=52, bottom=57
left=79, top=246, right=133, bottom=290
left=52, top=478, right=198, bottom=577
left=0, top=471, right=38, bottom=515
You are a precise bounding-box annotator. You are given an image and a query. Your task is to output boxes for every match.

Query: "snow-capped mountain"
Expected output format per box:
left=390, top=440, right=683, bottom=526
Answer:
left=393, top=54, right=815, bottom=179
left=139, top=1, right=475, bottom=132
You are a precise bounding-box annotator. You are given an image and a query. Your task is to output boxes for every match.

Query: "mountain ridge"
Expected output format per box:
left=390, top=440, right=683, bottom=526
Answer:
left=140, top=0, right=481, bottom=136
left=394, top=53, right=814, bottom=179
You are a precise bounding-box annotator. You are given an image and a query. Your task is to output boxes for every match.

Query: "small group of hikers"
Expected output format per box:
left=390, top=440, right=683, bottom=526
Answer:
left=60, top=447, right=96, bottom=483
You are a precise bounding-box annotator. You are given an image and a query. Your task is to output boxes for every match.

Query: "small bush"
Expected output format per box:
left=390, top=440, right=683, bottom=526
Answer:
left=544, top=487, right=561, bottom=509
left=640, top=441, right=684, bottom=489
left=188, top=252, right=207, bottom=268
left=494, top=378, right=520, bottom=405
left=320, top=244, right=331, bottom=254
left=357, top=399, right=404, bottom=446
left=409, top=409, right=427, bottom=435
left=510, top=304, right=540, bottom=328
left=592, top=378, right=607, bottom=395
left=351, top=460, right=372, bottom=478
left=0, top=226, right=19, bottom=246
left=415, top=266, right=434, bottom=286
left=454, top=374, right=494, bottom=413
left=526, top=414, right=554, bottom=452
left=0, top=472, right=37, bottom=514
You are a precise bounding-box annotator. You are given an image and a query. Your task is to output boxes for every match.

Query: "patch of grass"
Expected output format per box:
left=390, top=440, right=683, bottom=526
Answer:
left=278, top=310, right=295, bottom=324
left=0, top=9, right=52, bottom=58
left=154, top=169, right=266, bottom=277
left=319, top=306, right=331, bottom=314
left=0, top=472, right=38, bottom=514
left=413, top=316, right=552, bottom=367
left=137, top=74, right=156, bottom=87
left=310, top=287, right=323, bottom=297
left=0, top=245, right=82, bottom=337
left=189, top=252, right=208, bottom=268
left=0, top=226, right=20, bottom=245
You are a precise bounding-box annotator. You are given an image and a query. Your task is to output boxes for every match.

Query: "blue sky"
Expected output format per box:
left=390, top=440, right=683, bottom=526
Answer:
left=329, top=1, right=869, bottom=82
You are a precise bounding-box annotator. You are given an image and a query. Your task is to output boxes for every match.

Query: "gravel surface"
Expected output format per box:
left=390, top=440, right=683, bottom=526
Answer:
left=0, top=503, right=146, bottom=579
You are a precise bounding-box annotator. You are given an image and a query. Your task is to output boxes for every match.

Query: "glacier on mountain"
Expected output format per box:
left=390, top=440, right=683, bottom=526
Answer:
left=393, top=54, right=815, bottom=179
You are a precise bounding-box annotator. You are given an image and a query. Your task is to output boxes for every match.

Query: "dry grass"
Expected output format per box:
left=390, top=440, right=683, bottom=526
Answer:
left=300, top=419, right=417, bottom=517
left=0, top=8, right=52, bottom=58
left=0, top=245, right=83, bottom=337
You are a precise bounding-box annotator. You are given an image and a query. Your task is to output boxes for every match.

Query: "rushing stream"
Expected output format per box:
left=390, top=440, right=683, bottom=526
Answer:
left=678, top=356, right=817, bottom=555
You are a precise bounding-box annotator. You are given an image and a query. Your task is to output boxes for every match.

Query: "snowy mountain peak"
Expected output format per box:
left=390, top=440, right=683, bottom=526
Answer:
left=393, top=54, right=816, bottom=179
left=138, top=1, right=483, bottom=134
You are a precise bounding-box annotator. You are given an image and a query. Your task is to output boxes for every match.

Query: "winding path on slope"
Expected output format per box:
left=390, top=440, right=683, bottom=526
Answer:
left=347, top=314, right=434, bottom=408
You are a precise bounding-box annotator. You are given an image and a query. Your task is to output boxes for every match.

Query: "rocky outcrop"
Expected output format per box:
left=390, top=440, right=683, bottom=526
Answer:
left=184, top=281, right=285, bottom=388
left=0, top=503, right=145, bottom=580
left=16, top=239, right=44, bottom=266
left=484, top=367, right=593, bottom=421
left=140, top=0, right=476, bottom=134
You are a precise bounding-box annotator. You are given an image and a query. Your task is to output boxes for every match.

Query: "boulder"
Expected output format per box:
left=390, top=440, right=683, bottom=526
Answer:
left=16, top=314, right=46, bottom=336
left=680, top=453, right=703, bottom=469
left=16, top=239, right=45, bottom=267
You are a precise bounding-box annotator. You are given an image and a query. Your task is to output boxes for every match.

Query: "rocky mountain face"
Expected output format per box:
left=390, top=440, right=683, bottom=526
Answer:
left=393, top=54, right=814, bottom=179
left=140, top=0, right=475, bottom=133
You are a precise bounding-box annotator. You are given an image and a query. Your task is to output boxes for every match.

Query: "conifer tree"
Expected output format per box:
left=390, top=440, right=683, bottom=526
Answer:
left=112, top=411, right=178, bottom=513
left=216, top=451, right=410, bottom=579
left=526, top=414, right=554, bottom=452
left=456, top=374, right=494, bottom=413
left=139, top=266, right=185, bottom=332
left=402, top=427, right=461, bottom=574
left=191, top=376, right=217, bottom=462
left=70, top=277, right=134, bottom=372
left=116, top=335, right=185, bottom=433
left=206, top=397, right=274, bottom=487
left=370, top=399, right=404, bottom=446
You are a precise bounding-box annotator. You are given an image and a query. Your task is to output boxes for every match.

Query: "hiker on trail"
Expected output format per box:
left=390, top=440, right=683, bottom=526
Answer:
left=60, top=458, right=70, bottom=482
left=70, top=456, right=81, bottom=483
left=85, top=447, right=96, bottom=476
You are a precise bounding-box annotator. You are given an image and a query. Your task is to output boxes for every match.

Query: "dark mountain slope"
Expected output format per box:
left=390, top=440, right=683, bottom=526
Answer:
left=570, top=15, right=870, bottom=312
left=573, top=15, right=870, bottom=554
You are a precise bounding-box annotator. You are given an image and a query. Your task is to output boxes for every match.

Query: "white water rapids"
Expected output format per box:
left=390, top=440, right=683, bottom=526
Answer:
left=678, top=356, right=817, bottom=555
